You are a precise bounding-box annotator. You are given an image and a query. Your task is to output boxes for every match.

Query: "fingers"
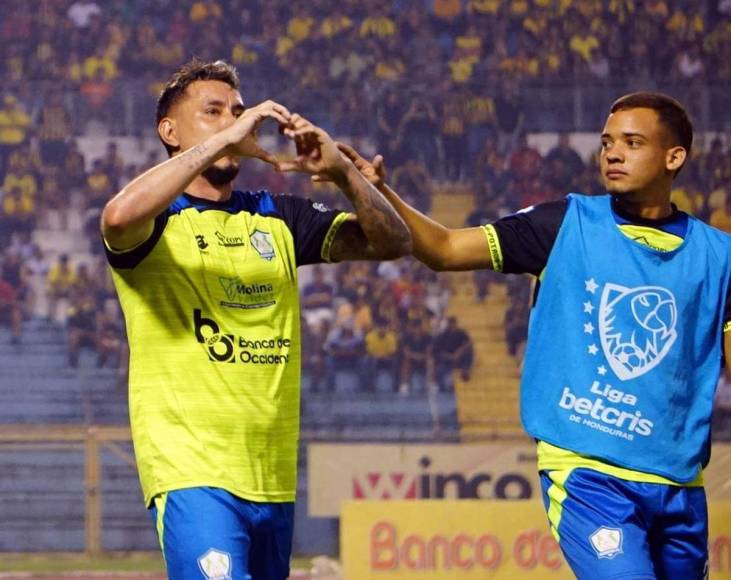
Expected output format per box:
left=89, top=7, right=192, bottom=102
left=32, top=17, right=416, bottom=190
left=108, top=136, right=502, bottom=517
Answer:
left=336, top=142, right=363, bottom=163
left=276, top=159, right=305, bottom=173
left=373, top=154, right=386, bottom=177
left=243, top=136, right=278, bottom=166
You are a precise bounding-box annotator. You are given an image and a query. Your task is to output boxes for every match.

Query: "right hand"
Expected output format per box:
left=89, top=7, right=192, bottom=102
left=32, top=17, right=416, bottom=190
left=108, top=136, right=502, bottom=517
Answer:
left=222, top=100, right=291, bottom=166
left=312, top=142, right=387, bottom=189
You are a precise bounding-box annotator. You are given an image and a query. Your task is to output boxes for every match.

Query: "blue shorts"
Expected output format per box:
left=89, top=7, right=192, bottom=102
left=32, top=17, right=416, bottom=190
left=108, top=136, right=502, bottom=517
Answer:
left=540, top=469, right=709, bottom=579
left=148, top=487, right=294, bottom=580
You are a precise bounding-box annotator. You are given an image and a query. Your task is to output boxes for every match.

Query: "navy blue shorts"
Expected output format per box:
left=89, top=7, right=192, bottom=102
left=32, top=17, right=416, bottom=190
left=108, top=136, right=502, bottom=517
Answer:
left=148, top=487, right=294, bottom=580
left=540, top=468, right=709, bottom=579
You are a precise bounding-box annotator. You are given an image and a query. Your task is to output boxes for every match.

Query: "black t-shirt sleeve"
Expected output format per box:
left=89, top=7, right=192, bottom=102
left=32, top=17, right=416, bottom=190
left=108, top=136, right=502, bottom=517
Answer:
left=490, top=200, right=567, bottom=275
left=273, top=194, right=347, bottom=266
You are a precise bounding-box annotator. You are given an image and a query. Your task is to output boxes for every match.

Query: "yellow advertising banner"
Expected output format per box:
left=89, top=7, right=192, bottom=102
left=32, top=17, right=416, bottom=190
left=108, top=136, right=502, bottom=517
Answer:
left=342, top=501, right=731, bottom=579
left=310, top=442, right=731, bottom=518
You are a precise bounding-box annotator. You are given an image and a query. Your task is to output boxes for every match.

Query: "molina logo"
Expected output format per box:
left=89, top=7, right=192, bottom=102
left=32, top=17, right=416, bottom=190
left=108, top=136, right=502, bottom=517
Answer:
left=598, top=283, right=677, bottom=381
left=194, top=309, right=235, bottom=363
left=218, top=277, right=274, bottom=302
left=352, top=457, right=532, bottom=500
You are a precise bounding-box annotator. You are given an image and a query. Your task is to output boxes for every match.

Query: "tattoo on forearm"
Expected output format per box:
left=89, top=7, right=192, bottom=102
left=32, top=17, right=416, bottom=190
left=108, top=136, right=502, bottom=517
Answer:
left=179, top=142, right=211, bottom=173
left=338, top=176, right=411, bottom=258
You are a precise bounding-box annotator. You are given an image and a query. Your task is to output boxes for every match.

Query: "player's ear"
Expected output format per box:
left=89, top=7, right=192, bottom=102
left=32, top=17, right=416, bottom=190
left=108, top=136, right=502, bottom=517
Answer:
left=158, top=117, right=179, bottom=151
left=665, top=146, right=686, bottom=173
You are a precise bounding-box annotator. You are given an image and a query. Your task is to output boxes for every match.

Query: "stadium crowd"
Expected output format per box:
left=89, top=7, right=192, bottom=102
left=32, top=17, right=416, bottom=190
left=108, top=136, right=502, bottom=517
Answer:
left=0, top=0, right=729, bottom=393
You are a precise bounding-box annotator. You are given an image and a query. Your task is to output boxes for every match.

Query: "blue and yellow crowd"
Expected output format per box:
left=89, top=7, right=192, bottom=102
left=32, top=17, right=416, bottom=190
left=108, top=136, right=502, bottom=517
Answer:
left=0, top=0, right=729, bottom=390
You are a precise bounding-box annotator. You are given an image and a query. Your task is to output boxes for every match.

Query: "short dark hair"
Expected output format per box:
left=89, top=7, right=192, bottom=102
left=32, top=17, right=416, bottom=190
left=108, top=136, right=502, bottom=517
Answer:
left=156, top=59, right=240, bottom=155
left=610, top=92, right=693, bottom=171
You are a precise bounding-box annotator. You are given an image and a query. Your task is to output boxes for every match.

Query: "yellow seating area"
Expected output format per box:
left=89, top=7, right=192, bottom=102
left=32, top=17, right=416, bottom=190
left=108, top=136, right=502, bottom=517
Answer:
left=431, top=188, right=525, bottom=440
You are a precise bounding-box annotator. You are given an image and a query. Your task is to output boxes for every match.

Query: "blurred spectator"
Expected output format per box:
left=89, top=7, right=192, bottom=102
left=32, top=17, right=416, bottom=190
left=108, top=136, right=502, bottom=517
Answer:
left=391, top=266, right=424, bottom=315
left=47, top=254, right=77, bottom=323
left=24, top=244, right=49, bottom=318
left=353, top=295, right=374, bottom=335
left=2, top=251, right=29, bottom=322
left=62, top=140, right=87, bottom=192
left=364, top=318, right=399, bottom=392
left=375, top=90, right=403, bottom=163
left=66, top=290, right=97, bottom=368
left=100, top=142, right=125, bottom=189
left=710, top=191, right=731, bottom=234
left=0, top=95, right=31, bottom=174
left=38, top=93, right=72, bottom=165
left=301, top=265, right=335, bottom=332
left=493, top=81, right=525, bottom=154
left=96, top=299, right=124, bottom=368
left=302, top=318, right=329, bottom=393
left=398, top=98, right=439, bottom=175
left=0, top=266, right=22, bottom=344
left=433, top=316, right=473, bottom=391
left=544, top=133, right=585, bottom=193
left=391, top=158, right=432, bottom=214
left=441, top=90, right=468, bottom=182
left=323, top=318, right=365, bottom=392
left=505, top=275, right=532, bottom=359
left=67, top=0, right=101, bottom=29
left=1, top=154, right=37, bottom=241
left=399, top=318, right=433, bottom=396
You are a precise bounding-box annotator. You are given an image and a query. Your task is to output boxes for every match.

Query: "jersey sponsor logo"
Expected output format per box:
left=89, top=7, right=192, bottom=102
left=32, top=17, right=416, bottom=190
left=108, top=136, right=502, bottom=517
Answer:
left=589, top=527, right=623, bottom=559
left=196, top=235, right=209, bottom=250
left=556, top=276, right=665, bottom=441
left=311, top=202, right=329, bottom=213
left=598, top=283, right=678, bottom=381
left=194, top=309, right=291, bottom=365
left=559, top=382, right=653, bottom=440
left=250, top=229, right=276, bottom=261
left=218, top=276, right=276, bottom=310
left=197, top=548, right=232, bottom=580
left=215, top=231, right=245, bottom=247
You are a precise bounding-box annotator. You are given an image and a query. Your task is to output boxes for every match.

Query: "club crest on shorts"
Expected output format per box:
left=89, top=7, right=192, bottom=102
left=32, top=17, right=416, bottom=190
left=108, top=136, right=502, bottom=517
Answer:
left=598, top=283, right=677, bottom=381
left=589, top=527, right=623, bottom=559
left=250, top=230, right=275, bottom=261
left=197, top=548, right=232, bottom=580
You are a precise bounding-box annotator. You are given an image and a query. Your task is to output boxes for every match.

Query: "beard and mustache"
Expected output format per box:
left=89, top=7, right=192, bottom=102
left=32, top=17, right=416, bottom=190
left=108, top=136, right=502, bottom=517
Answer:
left=202, top=161, right=240, bottom=186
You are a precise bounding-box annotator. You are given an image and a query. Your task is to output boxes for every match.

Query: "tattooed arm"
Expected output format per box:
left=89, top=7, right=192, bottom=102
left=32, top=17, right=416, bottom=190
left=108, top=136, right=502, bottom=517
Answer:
left=279, top=114, right=412, bottom=261
left=328, top=165, right=413, bottom=260
left=101, top=100, right=290, bottom=250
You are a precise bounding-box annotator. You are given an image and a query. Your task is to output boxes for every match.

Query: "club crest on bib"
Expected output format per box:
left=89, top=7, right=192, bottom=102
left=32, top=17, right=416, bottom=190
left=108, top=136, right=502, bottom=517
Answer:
left=197, top=548, right=232, bottom=580
left=598, top=283, right=677, bottom=381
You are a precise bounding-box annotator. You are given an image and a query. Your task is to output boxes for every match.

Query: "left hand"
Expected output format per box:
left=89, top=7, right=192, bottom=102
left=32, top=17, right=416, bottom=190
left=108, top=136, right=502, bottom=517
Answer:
left=277, top=114, right=350, bottom=181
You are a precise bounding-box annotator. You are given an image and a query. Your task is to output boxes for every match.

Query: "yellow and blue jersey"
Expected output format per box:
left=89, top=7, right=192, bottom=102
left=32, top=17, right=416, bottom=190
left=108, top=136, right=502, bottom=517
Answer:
left=484, top=196, right=731, bottom=486
left=104, top=190, right=348, bottom=506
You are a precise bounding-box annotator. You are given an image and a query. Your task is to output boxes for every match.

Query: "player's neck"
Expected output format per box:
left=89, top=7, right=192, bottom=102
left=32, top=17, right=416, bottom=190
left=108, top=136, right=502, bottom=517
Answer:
left=185, top=175, right=233, bottom=202
left=612, top=187, right=674, bottom=221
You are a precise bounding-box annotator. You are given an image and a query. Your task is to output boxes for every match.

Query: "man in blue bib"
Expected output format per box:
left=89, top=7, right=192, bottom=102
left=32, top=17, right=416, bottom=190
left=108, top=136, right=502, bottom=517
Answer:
left=339, top=92, right=731, bottom=579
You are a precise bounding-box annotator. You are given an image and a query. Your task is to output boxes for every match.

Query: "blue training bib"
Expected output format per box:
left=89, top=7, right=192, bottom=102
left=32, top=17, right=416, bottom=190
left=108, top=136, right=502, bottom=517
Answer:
left=521, top=194, right=731, bottom=482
